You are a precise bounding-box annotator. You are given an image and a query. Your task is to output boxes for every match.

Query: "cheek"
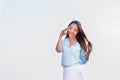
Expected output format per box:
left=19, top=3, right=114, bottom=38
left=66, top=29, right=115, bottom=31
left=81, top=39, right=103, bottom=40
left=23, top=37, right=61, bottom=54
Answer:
left=74, top=32, right=78, bottom=36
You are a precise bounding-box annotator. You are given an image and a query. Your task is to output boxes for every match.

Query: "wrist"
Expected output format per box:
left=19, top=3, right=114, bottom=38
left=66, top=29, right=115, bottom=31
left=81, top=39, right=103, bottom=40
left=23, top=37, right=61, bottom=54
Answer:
left=59, top=35, right=62, bottom=39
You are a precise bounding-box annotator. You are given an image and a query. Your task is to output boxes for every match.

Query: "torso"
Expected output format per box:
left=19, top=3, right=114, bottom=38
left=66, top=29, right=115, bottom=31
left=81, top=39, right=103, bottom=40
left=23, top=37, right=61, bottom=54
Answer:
left=68, top=38, right=78, bottom=47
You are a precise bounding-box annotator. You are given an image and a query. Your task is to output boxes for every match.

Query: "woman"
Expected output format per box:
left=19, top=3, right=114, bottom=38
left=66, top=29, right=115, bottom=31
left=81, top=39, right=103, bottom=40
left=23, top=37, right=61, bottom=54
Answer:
left=55, top=20, right=92, bottom=80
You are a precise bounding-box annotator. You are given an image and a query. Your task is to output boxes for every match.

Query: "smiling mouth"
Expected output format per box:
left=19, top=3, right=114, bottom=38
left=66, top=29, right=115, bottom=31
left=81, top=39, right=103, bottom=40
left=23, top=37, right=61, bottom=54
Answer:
left=68, top=32, right=73, bottom=35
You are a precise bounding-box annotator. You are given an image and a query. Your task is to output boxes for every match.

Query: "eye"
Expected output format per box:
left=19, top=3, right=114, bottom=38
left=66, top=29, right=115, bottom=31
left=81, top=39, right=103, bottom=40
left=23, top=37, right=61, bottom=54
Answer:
left=69, top=27, right=72, bottom=29
left=74, top=29, right=78, bottom=32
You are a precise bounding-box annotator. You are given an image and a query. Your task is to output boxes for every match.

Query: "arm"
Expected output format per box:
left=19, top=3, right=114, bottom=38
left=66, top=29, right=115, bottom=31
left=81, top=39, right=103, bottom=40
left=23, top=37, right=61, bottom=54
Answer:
left=55, top=28, right=68, bottom=53
left=55, top=36, right=62, bottom=53
left=86, top=41, right=92, bottom=60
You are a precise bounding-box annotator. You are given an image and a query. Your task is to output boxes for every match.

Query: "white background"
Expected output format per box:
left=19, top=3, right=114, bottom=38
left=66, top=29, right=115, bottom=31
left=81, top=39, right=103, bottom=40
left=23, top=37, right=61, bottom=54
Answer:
left=0, top=0, right=120, bottom=80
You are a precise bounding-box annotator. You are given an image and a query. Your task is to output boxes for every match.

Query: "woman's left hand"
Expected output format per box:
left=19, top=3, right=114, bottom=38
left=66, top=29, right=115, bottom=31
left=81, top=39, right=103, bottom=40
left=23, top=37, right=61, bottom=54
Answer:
left=88, top=41, right=92, bottom=53
left=85, top=41, right=92, bottom=60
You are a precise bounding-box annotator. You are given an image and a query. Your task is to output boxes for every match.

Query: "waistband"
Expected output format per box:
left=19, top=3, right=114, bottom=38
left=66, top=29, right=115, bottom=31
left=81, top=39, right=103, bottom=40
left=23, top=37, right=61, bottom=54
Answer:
left=63, top=63, right=82, bottom=68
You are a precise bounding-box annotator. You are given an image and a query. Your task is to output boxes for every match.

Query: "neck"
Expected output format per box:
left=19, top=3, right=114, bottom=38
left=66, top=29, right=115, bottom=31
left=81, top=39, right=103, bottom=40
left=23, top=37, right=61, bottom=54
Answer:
left=68, top=37, right=77, bottom=42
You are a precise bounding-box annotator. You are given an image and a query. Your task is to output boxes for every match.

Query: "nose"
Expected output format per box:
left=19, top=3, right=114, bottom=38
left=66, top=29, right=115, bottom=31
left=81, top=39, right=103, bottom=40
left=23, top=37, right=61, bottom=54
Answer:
left=69, top=29, right=73, bottom=33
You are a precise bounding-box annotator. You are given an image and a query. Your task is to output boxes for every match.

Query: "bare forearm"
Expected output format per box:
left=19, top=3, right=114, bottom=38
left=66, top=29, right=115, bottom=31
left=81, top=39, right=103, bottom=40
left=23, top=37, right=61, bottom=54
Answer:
left=55, top=36, right=62, bottom=53
left=86, top=41, right=92, bottom=60
left=56, top=28, right=68, bottom=53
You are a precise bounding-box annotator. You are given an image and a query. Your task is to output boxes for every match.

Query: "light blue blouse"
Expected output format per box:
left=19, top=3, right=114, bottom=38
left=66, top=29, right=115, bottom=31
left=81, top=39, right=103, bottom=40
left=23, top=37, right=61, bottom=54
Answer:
left=61, top=38, right=88, bottom=67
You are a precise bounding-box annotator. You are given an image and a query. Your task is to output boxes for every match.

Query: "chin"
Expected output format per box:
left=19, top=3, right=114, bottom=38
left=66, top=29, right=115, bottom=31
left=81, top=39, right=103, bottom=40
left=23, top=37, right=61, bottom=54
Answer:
left=68, top=34, right=75, bottom=38
left=69, top=35, right=75, bottom=38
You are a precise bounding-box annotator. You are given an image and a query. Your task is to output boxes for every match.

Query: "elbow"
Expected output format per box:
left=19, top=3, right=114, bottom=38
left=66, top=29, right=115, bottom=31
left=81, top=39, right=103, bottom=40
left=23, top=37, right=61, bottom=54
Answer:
left=57, top=50, right=62, bottom=53
left=55, top=48, right=62, bottom=53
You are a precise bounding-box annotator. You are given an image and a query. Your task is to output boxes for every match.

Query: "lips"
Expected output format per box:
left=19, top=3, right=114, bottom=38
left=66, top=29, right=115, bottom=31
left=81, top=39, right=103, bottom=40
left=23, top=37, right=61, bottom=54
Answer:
left=68, top=31, right=74, bottom=36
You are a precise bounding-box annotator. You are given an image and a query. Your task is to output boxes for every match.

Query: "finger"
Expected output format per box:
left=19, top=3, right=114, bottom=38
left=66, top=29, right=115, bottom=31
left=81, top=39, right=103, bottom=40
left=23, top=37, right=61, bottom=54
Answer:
left=64, top=31, right=67, bottom=34
left=63, top=28, right=68, bottom=34
left=63, top=28, right=68, bottom=32
left=88, top=42, right=92, bottom=50
left=88, top=41, right=92, bottom=47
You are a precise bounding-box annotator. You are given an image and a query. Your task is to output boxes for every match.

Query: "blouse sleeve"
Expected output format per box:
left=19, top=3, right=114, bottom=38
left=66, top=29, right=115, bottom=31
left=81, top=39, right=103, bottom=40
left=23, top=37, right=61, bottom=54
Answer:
left=61, top=39, right=64, bottom=52
left=79, top=49, right=88, bottom=64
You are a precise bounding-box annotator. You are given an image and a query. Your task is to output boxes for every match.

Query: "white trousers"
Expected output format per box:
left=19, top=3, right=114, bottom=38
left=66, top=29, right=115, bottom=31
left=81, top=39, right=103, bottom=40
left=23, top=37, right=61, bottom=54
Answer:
left=63, top=63, right=85, bottom=80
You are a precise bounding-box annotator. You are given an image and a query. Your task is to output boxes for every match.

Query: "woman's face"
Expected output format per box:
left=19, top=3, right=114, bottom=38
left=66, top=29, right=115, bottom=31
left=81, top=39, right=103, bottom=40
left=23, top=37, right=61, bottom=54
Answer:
left=67, top=23, right=78, bottom=38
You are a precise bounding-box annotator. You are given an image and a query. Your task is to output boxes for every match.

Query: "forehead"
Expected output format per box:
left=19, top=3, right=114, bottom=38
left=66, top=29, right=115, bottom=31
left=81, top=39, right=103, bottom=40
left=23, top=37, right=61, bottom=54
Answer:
left=69, top=23, right=78, bottom=29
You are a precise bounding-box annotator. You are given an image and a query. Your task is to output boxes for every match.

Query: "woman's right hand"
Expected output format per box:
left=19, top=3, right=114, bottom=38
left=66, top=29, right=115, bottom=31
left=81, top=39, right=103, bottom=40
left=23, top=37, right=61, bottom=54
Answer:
left=56, top=28, right=68, bottom=53
left=59, top=28, right=68, bottom=38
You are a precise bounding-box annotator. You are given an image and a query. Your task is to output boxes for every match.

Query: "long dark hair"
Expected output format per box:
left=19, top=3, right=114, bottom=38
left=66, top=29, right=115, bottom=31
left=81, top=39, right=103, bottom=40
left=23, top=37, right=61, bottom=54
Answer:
left=65, top=20, right=91, bottom=52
